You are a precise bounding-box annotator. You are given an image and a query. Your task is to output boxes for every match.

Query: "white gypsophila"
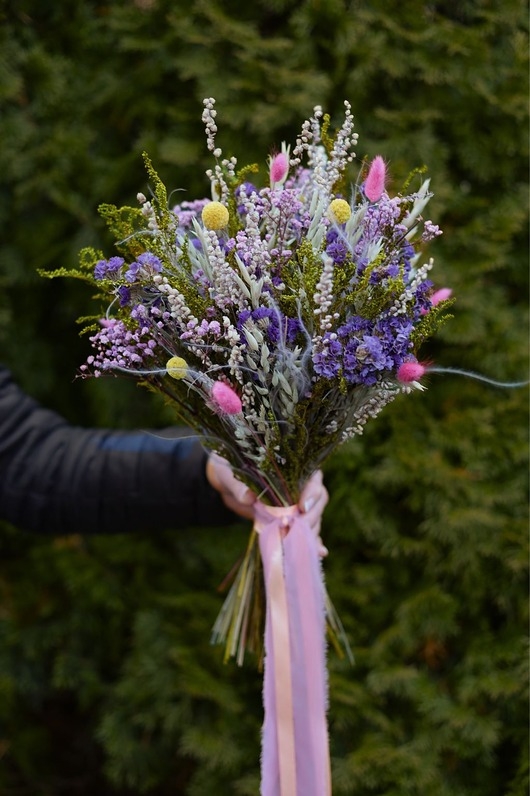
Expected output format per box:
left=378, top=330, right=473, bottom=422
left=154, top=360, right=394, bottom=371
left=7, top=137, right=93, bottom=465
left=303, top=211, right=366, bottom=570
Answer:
left=307, top=143, right=330, bottom=199
left=313, top=254, right=336, bottom=332
left=202, top=229, right=251, bottom=310
left=221, top=155, right=238, bottom=183
left=233, top=190, right=274, bottom=295
left=240, top=380, right=257, bottom=411
left=388, top=259, right=433, bottom=317
left=297, top=102, right=359, bottom=204
left=202, top=98, right=231, bottom=201
left=290, top=115, right=314, bottom=168
left=228, top=343, right=246, bottom=383
left=153, top=275, right=195, bottom=325
left=220, top=316, right=246, bottom=383
left=206, top=162, right=230, bottom=203
left=202, top=98, right=218, bottom=152
left=324, top=101, right=358, bottom=190
left=341, top=381, right=402, bottom=440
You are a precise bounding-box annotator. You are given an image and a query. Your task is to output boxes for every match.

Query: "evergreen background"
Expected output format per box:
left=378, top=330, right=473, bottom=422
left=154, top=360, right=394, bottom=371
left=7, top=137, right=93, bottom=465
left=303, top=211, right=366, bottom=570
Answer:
left=0, top=1, right=528, bottom=794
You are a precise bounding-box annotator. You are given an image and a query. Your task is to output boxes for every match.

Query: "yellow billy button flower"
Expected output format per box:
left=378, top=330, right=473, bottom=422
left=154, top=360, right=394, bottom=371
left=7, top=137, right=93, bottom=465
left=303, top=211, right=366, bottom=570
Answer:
left=329, top=198, right=351, bottom=224
left=166, top=356, right=188, bottom=380
left=202, top=201, right=229, bottom=231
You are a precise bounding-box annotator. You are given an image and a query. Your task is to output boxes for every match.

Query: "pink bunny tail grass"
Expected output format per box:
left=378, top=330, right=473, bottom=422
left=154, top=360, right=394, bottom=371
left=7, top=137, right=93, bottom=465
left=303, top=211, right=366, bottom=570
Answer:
left=211, top=380, right=243, bottom=414
left=430, top=287, right=453, bottom=306
left=397, top=361, right=427, bottom=383
left=422, top=287, right=453, bottom=315
left=364, top=155, right=386, bottom=202
left=270, top=152, right=289, bottom=186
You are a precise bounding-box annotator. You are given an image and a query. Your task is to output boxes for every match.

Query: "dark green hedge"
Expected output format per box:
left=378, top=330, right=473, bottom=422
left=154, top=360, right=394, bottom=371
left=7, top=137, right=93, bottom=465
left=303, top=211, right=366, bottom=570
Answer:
left=0, top=1, right=528, bottom=794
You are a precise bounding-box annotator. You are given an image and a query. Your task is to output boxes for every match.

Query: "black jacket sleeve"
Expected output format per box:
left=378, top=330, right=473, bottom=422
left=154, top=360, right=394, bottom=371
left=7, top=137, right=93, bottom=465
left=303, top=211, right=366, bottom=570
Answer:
left=0, top=365, right=236, bottom=535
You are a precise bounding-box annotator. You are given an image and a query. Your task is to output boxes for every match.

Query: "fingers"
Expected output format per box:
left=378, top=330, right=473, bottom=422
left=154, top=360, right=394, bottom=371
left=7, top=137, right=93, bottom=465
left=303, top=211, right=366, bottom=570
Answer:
left=206, top=454, right=256, bottom=520
left=217, top=491, right=256, bottom=521
left=299, top=470, right=328, bottom=525
left=207, top=456, right=330, bottom=538
left=317, top=535, right=329, bottom=558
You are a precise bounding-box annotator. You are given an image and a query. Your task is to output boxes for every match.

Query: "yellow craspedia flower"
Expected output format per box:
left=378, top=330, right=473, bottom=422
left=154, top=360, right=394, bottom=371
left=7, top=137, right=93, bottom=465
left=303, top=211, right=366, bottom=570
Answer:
left=202, top=201, right=229, bottom=230
left=329, top=198, right=351, bottom=224
left=166, top=356, right=188, bottom=380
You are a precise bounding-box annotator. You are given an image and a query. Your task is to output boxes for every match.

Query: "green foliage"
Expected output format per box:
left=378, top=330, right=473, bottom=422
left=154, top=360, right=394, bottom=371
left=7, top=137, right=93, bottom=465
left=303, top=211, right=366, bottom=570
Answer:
left=0, top=0, right=528, bottom=794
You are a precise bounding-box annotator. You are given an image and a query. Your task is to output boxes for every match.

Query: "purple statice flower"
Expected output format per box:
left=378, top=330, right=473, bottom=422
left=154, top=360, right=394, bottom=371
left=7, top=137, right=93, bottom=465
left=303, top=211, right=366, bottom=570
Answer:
left=374, top=315, right=414, bottom=367
left=117, top=285, right=131, bottom=306
left=237, top=307, right=304, bottom=348
left=137, top=252, right=162, bottom=271
left=313, top=334, right=343, bottom=380
left=172, top=198, right=209, bottom=229
left=326, top=229, right=349, bottom=265
left=236, top=310, right=252, bottom=331
left=125, top=252, right=163, bottom=283
left=329, top=313, right=415, bottom=386
left=94, top=256, right=125, bottom=280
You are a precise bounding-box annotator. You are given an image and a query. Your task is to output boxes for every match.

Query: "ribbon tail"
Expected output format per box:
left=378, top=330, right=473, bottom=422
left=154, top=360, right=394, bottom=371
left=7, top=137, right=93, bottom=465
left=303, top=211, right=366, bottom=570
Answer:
left=258, top=512, right=331, bottom=796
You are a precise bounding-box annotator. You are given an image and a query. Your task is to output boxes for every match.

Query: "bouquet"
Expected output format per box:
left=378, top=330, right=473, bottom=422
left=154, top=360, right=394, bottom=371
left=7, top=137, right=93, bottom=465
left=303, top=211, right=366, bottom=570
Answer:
left=47, top=99, right=451, bottom=795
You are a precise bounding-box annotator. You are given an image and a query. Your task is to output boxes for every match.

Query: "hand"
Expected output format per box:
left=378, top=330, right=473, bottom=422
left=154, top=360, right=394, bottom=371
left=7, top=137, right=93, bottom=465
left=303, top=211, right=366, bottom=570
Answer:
left=206, top=453, right=256, bottom=521
left=206, top=454, right=329, bottom=555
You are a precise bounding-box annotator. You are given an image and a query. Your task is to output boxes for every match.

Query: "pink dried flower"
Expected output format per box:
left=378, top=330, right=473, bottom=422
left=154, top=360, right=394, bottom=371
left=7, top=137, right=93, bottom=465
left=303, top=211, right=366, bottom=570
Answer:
left=211, top=380, right=243, bottom=414
left=397, top=361, right=426, bottom=383
left=364, top=155, right=386, bottom=202
left=430, top=287, right=452, bottom=306
left=269, top=152, right=289, bottom=187
left=422, top=287, right=453, bottom=315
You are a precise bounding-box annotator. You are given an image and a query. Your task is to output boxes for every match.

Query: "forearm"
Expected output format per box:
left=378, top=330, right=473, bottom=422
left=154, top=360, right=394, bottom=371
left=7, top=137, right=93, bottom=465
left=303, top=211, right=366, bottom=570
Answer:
left=0, top=368, right=235, bottom=535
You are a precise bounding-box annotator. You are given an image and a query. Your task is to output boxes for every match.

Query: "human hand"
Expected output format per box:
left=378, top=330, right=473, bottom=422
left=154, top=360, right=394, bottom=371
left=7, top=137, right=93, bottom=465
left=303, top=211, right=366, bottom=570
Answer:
left=206, top=454, right=329, bottom=555
left=206, top=453, right=256, bottom=521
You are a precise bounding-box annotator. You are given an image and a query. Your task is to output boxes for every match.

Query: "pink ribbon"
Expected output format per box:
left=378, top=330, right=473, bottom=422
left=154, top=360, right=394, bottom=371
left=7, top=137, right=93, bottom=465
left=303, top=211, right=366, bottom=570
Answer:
left=254, top=502, right=331, bottom=796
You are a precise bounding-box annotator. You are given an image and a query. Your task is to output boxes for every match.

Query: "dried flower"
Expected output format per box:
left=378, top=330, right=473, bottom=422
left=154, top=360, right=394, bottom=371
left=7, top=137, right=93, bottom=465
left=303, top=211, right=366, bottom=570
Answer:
left=431, top=287, right=452, bottom=305
left=166, top=356, right=188, bottom=379
left=364, top=155, right=386, bottom=202
left=202, top=201, right=230, bottom=230
left=211, top=380, right=243, bottom=414
left=328, top=198, right=351, bottom=224
left=397, top=360, right=427, bottom=383
left=269, top=151, right=289, bottom=187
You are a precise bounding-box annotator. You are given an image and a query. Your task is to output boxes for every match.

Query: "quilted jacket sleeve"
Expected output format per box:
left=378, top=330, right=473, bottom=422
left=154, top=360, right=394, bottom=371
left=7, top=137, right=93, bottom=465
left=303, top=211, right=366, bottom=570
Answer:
left=0, top=365, right=236, bottom=534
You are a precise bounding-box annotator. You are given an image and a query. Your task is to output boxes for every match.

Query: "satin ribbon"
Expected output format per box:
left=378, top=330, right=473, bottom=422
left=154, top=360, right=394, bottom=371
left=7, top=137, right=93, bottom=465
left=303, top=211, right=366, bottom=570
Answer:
left=254, top=502, right=331, bottom=796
